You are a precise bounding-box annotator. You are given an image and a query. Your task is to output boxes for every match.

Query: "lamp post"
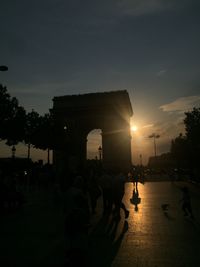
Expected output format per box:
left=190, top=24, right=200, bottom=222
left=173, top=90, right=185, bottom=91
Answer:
left=98, top=146, right=102, bottom=161
left=0, top=65, right=8, bottom=71
left=12, top=145, right=16, bottom=159
left=139, top=154, right=143, bottom=166
left=149, top=133, right=160, bottom=157
left=47, top=148, right=50, bottom=165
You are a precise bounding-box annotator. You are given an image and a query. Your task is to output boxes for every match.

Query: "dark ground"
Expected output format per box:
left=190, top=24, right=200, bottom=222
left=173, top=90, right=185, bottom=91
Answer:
left=1, top=180, right=200, bottom=267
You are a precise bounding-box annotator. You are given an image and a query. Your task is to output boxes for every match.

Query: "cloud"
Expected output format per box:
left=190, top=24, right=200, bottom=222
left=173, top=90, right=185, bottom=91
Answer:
left=116, top=0, right=186, bottom=16
left=160, top=95, right=200, bottom=113
left=154, top=119, right=184, bottom=136
left=142, top=124, right=154, bottom=128
left=156, top=69, right=167, bottom=76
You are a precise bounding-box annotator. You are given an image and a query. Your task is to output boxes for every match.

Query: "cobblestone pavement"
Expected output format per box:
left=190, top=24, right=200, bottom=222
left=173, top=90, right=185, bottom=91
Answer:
left=1, top=182, right=200, bottom=266
left=89, top=182, right=200, bottom=267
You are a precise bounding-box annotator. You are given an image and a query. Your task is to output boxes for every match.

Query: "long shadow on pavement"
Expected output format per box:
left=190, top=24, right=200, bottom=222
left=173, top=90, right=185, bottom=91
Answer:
left=89, top=215, right=128, bottom=267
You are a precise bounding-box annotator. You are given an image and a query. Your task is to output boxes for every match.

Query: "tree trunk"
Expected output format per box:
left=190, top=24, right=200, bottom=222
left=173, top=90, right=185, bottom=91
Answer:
left=47, top=148, right=50, bottom=164
left=27, top=143, right=31, bottom=159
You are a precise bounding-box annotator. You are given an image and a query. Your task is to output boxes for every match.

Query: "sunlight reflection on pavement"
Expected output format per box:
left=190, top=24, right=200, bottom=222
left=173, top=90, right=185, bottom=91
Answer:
left=109, top=182, right=200, bottom=267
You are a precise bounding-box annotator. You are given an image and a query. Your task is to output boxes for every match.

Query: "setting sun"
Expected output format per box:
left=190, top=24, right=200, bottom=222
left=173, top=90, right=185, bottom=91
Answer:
left=131, top=125, right=138, bottom=132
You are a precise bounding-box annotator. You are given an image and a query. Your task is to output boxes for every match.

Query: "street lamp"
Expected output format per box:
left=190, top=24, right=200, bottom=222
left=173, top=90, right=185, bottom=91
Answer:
left=98, top=146, right=102, bottom=161
left=12, top=145, right=16, bottom=159
left=139, top=154, right=143, bottom=166
left=0, top=65, right=8, bottom=71
left=149, top=133, right=160, bottom=157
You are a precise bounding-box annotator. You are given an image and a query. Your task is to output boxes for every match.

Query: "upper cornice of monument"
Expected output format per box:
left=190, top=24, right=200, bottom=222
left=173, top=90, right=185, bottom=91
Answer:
left=53, top=90, right=133, bottom=116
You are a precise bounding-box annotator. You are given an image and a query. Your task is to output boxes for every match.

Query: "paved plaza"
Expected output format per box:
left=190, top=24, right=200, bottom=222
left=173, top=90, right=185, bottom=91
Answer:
left=90, top=181, right=200, bottom=267
left=1, top=181, right=200, bottom=266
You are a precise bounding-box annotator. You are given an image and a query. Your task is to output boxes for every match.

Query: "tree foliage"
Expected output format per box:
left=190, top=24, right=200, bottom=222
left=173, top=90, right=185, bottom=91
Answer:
left=184, top=107, right=200, bottom=166
left=24, top=110, right=40, bottom=145
left=0, top=84, right=26, bottom=145
left=184, top=107, right=200, bottom=147
left=31, top=113, right=54, bottom=150
left=170, top=107, right=200, bottom=169
left=170, top=133, right=188, bottom=167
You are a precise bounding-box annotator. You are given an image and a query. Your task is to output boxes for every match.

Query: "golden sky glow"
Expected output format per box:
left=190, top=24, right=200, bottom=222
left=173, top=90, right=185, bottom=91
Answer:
left=131, top=125, right=138, bottom=132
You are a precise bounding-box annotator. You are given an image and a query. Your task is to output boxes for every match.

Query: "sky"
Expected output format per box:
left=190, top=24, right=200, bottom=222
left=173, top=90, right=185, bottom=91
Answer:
left=0, top=0, right=200, bottom=165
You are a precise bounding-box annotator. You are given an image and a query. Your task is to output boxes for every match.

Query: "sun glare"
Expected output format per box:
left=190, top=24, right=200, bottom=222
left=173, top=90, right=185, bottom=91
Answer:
left=131, top=125, right=138, bottom=132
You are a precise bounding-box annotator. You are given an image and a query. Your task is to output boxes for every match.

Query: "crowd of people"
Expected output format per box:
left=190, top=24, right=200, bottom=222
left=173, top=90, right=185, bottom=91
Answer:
left=1, top=163, right=196, bottom=266
left=63, top=167, right=142, bottom=266
left=0, top=163, right=55, bottom=212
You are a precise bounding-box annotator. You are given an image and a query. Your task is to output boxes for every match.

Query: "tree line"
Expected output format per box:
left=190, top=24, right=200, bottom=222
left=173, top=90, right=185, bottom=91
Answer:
left=170, top=107, right=200, bottom=173
left=149, top=106, right=200, bottom=180
left=0, top=84, right=55, bottom=162
left=1, top=83, right=200, bottom=175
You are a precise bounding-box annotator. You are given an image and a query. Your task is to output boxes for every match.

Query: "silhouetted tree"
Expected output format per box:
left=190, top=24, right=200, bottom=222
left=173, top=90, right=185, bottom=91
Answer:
left=24, top=110, right=41, bottom=159
left=1, top=85, right=58, bottom=163
left=5, top=106, right=26, bottom=146
left=184, top=107, right=200, bottom=168
left=170, top=133, right=189, bottom=168
left=0, top=84, right=17, bottom=140
left=184, top=107, right=200, bottom=145
left=32, top=113, right=54, bottom=164
left=168, top=107, right=200, bottom=180
left=0, top=84, right=26, bottom=146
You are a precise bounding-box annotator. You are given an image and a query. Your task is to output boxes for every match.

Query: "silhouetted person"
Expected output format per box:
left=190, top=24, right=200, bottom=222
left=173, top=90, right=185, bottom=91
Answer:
left=130, top=188, right=141, bottom=212
left=180, top=186, right=194, bottom=219
left=87, top=170, right=101, bottom=214
left=99, top=170, right=113, bottom=215
left=64, top=175, right=90, bottom=266
left=131, top=166, right=141, bottom=190
left=112, top=172, right=129, bottom=220
left=0, top=173, right=24, bottom=211
left=161, top=203, right=169, bottom=211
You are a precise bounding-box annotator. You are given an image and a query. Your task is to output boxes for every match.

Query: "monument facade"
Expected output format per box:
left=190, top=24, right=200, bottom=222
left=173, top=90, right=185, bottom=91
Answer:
left=52, top=90, right=133, bottom=174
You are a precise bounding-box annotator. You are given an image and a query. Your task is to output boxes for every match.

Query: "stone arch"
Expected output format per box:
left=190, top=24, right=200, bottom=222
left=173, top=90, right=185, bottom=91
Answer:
left=52, top=90, right=133, bottom=174
left=87, top=129, right=102, bottom=160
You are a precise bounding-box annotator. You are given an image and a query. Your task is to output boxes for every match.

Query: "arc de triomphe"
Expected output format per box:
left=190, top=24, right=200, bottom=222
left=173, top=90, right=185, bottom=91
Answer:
left=51, top=90, right=133, bottom=175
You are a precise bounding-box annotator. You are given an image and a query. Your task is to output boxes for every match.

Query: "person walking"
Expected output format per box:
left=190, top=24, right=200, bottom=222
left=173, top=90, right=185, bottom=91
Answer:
left=180, top=186, right=194, bottom=219
left=87, top=170, right=101, bottom=214
left=64, top=175, right=90, bottom=266
left=112, top=172, right=129, bottom=221
left=132, top=166, right=142, bottom=190
left=99, top=170, right=113, bottom=215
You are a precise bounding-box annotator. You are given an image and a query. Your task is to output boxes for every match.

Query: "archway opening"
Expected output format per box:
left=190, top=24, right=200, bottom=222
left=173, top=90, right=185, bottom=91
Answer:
left=87, top=129, right=102, bottom=160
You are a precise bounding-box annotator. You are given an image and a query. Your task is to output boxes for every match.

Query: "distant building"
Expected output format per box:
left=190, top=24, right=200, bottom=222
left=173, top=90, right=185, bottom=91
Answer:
left=148, top=153, right=176, bottom=170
